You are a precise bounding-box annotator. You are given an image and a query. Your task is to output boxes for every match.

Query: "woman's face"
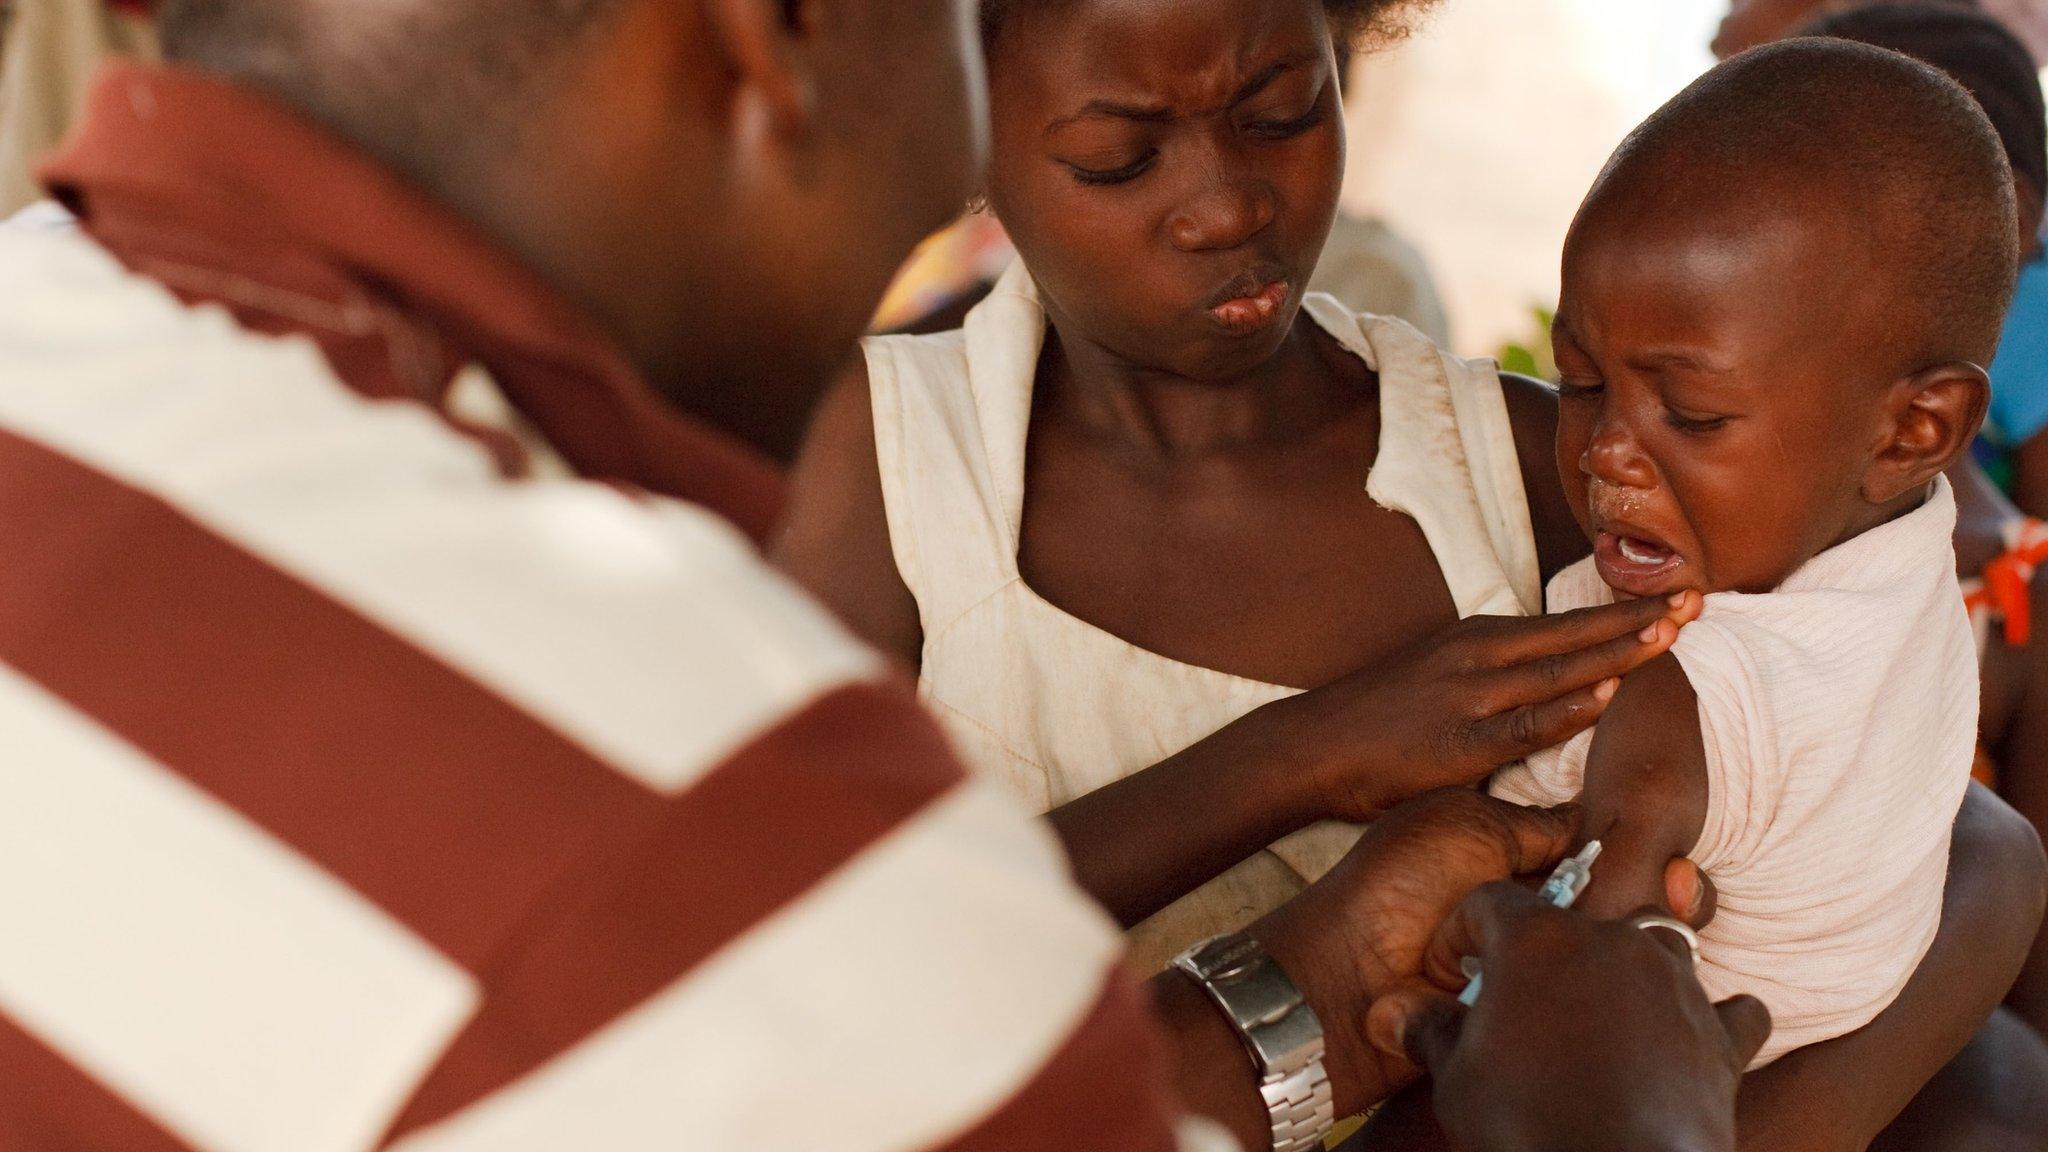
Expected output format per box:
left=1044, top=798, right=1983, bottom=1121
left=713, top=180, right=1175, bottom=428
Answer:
left=986, top=0, right=1345, bottom=381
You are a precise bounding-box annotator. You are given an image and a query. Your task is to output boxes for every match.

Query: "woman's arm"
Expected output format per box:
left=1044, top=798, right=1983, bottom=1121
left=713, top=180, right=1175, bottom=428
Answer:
left=773, top=356, right=926, bottom=669
left=1734, top=783, right=2047, bottom=1151
left=1936, top=459, right=2048, bottom=1032
left=1499, top=372, right=1593, bottom=582
left=2008, top=428, right=2048, bottom=522
left=779, top=360, right=1697, bottom=930
left=1049, top=600, right=1691, bottom=928
left=1989, top=581, right=2048, bottom=1032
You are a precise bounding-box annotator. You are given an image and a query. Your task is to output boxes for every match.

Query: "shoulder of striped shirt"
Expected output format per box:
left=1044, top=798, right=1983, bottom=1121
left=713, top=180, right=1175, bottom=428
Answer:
left=0, top=223, right=886, bottom=787
left=0, top=226, right=1227, bottom=1152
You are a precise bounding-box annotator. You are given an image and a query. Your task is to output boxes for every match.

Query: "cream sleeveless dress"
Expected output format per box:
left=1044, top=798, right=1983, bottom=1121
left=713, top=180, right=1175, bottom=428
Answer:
left=864, top=262, right=1542, bottom=973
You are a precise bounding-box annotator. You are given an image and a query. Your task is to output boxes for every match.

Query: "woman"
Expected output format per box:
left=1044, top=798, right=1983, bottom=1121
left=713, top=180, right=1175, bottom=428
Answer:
left=778, top=0, right=2038, bottom=1143
left=783, top=0, right=1646, bottom=973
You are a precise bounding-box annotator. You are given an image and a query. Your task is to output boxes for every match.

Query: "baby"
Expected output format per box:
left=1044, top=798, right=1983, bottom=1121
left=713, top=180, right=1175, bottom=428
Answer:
left=1490, top=38, right=2022, bottom=1065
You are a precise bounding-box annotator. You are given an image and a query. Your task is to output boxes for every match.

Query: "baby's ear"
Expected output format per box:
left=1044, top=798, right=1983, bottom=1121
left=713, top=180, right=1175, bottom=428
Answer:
left=1862, top=362, right=1990, bottom=504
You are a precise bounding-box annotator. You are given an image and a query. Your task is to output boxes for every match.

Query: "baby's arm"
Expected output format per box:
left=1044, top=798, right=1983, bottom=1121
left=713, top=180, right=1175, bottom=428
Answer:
left=1569, top=652, right=1713, bottom=920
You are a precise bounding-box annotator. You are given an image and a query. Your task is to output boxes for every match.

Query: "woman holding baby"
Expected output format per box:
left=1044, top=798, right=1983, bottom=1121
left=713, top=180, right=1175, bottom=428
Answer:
left=778, top=0, right=2046, bottom=1146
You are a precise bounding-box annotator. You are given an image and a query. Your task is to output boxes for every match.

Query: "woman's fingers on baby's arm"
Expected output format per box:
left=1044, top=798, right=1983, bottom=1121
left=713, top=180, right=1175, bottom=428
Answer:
left=1467, top=682, right=1620, bottom=761
left=1475, top=591, right=1699, bottom=667
left=1457, top=622, right=1672, bottom=764
left=1480, top=608, right=1686, bottom=714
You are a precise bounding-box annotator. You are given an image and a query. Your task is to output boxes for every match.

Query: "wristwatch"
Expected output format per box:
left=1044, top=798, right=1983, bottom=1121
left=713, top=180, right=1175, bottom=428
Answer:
left=1172, top=932, right=1335, bottom=1152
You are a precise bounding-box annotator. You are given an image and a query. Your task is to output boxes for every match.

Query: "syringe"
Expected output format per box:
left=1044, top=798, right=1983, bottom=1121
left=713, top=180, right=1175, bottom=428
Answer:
left=1457, top=840, right=1603, bottom=1006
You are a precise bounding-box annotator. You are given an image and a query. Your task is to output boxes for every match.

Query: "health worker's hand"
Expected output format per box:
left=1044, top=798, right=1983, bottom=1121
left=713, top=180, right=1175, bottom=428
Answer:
left=1372, top=882, right=1771, bottom=1152
left=1251, top=789, right=1581, bottom=1116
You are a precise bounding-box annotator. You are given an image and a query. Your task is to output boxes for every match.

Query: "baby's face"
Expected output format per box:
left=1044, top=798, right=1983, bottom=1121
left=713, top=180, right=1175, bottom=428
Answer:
left=1552, top=205, right=1897, bottom=598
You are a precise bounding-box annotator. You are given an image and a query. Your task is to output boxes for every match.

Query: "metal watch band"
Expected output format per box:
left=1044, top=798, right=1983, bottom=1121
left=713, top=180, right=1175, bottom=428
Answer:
left=1172, top=932, right=1335, bottom=1152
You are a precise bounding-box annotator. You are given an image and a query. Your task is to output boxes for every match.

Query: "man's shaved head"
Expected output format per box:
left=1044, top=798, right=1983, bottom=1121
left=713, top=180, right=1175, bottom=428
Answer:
left=150, top=0, right=988, bottom=458
left=1578, top=36, right=2019, bottom=370
left=158, top=0, right=626, bottom=186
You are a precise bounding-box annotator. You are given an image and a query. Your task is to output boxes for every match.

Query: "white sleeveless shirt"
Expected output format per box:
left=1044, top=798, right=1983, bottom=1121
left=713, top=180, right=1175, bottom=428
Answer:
left=865, top=262, right=1542, bottom=972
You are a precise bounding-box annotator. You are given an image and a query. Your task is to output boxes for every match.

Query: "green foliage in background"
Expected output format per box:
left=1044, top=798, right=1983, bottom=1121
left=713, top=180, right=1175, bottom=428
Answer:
left=1495, top=304, right=1557, bottom=381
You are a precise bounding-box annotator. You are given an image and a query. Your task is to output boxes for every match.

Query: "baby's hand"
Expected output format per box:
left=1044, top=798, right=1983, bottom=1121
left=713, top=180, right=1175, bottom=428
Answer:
left=1269, top=592, right=1699, bottom=823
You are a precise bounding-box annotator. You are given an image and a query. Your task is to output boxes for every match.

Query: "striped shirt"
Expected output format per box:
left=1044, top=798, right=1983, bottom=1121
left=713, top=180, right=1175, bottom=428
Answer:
left=0, top=63, right=1226, bottom=1152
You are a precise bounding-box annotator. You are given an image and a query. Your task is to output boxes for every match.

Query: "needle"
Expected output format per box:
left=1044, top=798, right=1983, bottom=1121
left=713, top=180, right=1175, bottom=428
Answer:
left=1458, top=840, right=1604, bottom=1006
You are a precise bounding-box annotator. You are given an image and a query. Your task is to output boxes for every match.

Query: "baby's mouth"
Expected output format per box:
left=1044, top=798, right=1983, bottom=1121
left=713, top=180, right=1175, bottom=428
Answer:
left=1593, top=526, right=1686, bottom=596
left=1615, top=535, right=1673, bottom=566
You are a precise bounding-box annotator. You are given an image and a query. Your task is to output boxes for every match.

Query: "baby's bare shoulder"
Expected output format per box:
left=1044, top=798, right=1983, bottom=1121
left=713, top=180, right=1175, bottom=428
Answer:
left=1573, top=654, right=1712, bottom=917
left=1589, top=657, right=1709, bottom=819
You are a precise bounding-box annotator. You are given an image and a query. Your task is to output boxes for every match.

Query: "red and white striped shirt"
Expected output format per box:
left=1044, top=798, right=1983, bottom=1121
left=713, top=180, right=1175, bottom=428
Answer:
left=0, top=63, right=1225, bottom=1152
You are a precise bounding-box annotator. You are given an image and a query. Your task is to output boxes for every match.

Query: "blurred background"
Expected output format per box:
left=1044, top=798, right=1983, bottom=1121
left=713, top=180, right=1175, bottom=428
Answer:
left=4, top=0, right=2044, bottom=364
left=873, top=0, right=2048, bottom=365
left=1342, top=0, right=1725, bottom=361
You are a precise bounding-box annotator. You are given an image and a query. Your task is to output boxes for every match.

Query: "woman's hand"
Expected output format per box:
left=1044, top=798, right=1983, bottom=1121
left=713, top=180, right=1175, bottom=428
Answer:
left=1049, top=591, right=1699, bottom=932
left=1272, top=591, right=1701, bottom=822
left=1369, top=883, right=1771, bottom=1152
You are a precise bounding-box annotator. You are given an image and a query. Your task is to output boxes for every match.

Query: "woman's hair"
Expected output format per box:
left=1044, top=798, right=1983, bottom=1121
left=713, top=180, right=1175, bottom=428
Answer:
left=979, top=0, right=1438, bottom=54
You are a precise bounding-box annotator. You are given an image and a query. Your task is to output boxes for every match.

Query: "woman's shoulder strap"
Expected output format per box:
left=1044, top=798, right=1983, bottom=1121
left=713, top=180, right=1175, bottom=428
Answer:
left=860, top=270, right=1045, bottom=624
